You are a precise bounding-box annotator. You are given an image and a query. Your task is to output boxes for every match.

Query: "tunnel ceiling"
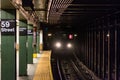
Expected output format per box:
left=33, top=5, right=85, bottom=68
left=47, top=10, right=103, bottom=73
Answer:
left=46, top=0, right=120, bottom=31
left=2, top=0, right=120, bottom=32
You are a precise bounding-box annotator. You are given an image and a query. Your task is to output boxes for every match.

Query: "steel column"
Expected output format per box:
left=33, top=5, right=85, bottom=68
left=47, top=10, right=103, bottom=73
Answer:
left=94, top=31, right=97, bottom=74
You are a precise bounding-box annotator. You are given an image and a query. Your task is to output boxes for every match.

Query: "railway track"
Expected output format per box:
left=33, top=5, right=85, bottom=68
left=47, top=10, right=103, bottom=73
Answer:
left=60, top=60, right=83, bottom=80
left=51, top=52, right=100, bottom=80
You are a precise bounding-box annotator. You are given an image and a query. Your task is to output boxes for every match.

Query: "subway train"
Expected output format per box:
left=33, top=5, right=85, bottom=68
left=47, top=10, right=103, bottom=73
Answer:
left=45, top=31, right=77, bottom=54
left=51, top=37, right=74, bottom=54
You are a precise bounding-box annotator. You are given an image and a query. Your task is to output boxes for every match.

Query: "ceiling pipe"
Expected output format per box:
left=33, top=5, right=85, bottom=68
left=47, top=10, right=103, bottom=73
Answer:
left=33, top=0, right=47, bottom=22
left=47, top=0, right=53, bottom=23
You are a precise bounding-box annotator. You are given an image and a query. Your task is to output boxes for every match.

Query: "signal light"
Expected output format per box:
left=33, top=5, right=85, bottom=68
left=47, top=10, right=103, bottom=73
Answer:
left=69, top=34, right=73, bottom=39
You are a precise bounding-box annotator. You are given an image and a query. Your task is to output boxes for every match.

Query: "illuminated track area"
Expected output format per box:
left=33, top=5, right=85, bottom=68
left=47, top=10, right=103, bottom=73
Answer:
left=51, top=52, right=100, bottom=80
left=60, top=60, right=83, bottom=80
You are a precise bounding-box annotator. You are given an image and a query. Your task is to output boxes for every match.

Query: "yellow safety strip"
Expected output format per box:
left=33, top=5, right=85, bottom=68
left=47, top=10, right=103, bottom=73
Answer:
left=33, top=51, right=53, bottom=80
left=33, top=53, right=37, bottom=58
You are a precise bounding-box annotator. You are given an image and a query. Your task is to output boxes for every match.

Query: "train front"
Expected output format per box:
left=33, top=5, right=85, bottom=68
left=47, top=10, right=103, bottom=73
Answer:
left=52, top=39, right=74, bottom=54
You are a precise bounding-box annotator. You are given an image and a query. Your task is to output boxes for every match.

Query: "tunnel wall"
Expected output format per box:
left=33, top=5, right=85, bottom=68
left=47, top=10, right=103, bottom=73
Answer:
left=78, top=12, right=120, bottom=80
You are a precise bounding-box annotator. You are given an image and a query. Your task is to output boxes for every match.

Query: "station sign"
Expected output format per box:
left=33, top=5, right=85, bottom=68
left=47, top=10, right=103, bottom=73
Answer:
left=0, top=19, right=15, bottom=35
left=19, top=27, right=27, bottom=36
left=27, top=29, right=33, bottom=35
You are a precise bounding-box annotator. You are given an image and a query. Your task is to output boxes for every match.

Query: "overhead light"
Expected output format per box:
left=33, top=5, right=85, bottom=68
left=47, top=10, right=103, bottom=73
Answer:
left=107, top=33, right=110, bottom=37
left=48, top=33, right=52, bottom=36
left=74, top=34, right=77, bottom=37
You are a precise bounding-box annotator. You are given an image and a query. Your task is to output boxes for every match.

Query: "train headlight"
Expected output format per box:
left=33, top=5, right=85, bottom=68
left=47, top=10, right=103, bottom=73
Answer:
left=67, top=43, right=72, bottom=48
left=55, top=42, right=61, bottom=48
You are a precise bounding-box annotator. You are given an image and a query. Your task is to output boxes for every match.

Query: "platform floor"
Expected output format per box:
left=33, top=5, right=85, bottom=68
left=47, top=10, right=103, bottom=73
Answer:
left=18, top=51, right=53, bottom=80
left=33, top=51, right=53, bottom=80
